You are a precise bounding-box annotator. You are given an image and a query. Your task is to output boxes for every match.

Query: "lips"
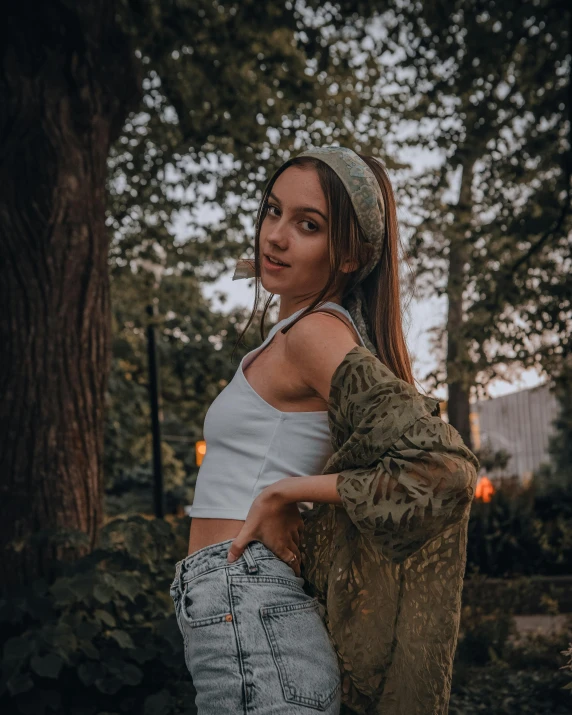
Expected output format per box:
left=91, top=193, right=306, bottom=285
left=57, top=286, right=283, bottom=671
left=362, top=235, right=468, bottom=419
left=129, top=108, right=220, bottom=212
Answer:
left=264, top=254, right=290, bottom=267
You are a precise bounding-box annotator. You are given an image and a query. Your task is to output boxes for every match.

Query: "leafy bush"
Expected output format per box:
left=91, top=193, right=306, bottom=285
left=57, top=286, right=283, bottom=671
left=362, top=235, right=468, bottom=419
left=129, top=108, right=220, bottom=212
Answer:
left=467, top=483, right=572, bottom=577
left=456, top=604, right=517, bottom=666
left=561, top=640, right=572, bottom=693
left=451, top=620, right=572, bottom=714
left=462, top=572, right=572, bottom=615
left=450, top=664, right=572, bottom=715
left=0, top=516, right=195, bottom=715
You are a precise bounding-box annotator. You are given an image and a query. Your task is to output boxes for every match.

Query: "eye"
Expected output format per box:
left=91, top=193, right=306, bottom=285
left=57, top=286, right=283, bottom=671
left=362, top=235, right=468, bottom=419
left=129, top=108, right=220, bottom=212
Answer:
left=301, top=219, right=318, bottom=232
left=264, top=202, right=280, bottom=217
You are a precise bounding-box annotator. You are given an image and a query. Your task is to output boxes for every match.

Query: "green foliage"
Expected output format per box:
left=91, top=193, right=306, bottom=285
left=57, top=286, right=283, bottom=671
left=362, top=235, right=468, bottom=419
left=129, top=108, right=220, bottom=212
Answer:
left=103, top=269, right=259, bottom=514
left=381, top=0, right=571, bottom=391
left=0, top=516, right=194, bottom=715
left=475, top=444, right=512, bottom=473
left=452, top=612, right=572, bottom=713
left=457, top=604, right=517, bottom=666
left=536, top=356, right=572, bottom=493
left=462, top=572, right=572, bottom=617
left=450, top=663, right=572, bottom=714
left=466, top=483, right=572, bottom=577
left=561, top=641, right=572, bottom=692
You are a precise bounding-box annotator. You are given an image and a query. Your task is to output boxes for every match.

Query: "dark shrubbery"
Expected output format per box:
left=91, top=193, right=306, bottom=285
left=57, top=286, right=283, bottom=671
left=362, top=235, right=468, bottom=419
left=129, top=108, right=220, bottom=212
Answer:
left=0, top=516, right=195, bottom=715
left=451, top=619, right=572, bottom=714
left=466, top=482, right=572, bottom=577
left=3, top=485, right=572, bottom=715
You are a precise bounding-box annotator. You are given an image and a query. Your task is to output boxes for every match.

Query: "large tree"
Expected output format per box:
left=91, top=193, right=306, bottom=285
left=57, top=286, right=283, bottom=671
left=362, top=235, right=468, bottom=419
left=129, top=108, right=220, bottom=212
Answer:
left=0, top=0, right=384, bottom=590
left=380, top=0, right=571, bottom=447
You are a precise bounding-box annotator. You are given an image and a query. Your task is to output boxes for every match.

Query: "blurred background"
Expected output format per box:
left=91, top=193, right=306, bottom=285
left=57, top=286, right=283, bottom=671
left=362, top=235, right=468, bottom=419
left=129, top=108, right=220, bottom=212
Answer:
left=1, top=1, right=571, bottom=713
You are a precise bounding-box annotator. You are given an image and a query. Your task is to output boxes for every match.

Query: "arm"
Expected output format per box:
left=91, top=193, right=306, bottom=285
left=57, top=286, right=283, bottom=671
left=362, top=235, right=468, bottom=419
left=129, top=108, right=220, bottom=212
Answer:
left=266, top=472, right=342, bottom=506
left=265, top=415, right=478, bottom=565
left=335, top=416, right=479, bottom=562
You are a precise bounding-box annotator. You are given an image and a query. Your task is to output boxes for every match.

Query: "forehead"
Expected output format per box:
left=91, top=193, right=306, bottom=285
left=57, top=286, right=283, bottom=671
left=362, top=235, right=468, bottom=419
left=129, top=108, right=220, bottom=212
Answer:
left=271, top=166, right=326, bottom=209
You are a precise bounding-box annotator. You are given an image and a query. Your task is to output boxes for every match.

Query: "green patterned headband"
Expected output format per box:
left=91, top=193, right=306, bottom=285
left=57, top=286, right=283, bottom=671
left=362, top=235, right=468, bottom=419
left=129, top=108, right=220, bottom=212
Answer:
left=232, top=146, right=387, bottom=356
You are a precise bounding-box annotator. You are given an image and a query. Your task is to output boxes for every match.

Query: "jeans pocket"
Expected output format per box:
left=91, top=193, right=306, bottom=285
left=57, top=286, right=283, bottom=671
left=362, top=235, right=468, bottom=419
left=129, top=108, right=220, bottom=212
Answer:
left=261, top=599, right=341, bottom=711
left=176, top=578, right=235, bottom=679
left=179, top=577, right=233, bottom=627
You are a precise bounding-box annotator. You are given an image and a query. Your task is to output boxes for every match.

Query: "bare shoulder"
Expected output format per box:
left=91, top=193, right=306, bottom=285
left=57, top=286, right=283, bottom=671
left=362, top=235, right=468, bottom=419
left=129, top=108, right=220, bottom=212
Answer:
left=284, top=311, right=360, bottom=403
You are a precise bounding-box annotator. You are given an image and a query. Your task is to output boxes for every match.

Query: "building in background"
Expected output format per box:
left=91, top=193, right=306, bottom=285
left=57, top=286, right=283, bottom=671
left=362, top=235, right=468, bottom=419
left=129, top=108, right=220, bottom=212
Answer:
left=440, top=383, right=559, bottom=483
left=471, top=383, right=559, bottom=483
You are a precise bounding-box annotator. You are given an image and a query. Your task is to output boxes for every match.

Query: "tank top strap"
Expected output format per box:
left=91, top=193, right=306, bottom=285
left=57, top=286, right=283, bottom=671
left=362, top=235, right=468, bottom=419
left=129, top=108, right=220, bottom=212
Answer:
left=245, top=301, right=365, bottom=366
left=274, top=301, right=365, bottom=345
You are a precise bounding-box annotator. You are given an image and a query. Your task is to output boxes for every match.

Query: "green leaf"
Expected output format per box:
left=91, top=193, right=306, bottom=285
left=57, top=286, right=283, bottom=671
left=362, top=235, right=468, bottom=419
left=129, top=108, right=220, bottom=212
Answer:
left=49, top=579, right=77, bottom=606
left=31, top=654, right=64, bottom=679
left=112, top=573, right=140, bottom=602
left=42, top=688, right=62, bottom=711
left=3, top=635, right=33, bottom=662
left=7, top=672, right=34, bottom=696
left=120, top=663, right=143, bottom=686
left=43, top=623, right=77, bottom=654
left=94, top=583, right=114, bottom=604
left=78, top=640, right=99, bottom=660
left=108, top=629, right=135, bottom=649
left=95, top=609, right=116, bottom=627
left=143, top=689, right=173, bottom=715
left=68, top=574, right=98, bottom=600
left=95, top=674, right=124, bottom=695
left=76, top=620, right=101, bottom=640
left=77, top=662, right=103, bottom=687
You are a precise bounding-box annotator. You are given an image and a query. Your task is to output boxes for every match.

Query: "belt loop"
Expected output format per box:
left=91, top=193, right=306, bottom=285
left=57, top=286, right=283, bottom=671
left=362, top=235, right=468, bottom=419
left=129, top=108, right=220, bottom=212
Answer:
left=175, top=558, right=185, bottom=593
left=242, top=542, right=259, bottom=574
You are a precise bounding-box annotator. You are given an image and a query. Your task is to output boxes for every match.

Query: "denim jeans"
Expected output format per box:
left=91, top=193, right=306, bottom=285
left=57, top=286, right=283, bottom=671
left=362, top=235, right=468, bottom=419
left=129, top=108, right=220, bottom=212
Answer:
left=170, top=538, right=342, bottom=714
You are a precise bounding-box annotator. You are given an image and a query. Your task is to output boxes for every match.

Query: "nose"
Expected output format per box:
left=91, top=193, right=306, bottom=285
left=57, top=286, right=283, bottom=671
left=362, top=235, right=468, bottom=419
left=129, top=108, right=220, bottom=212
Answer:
left=264, top=216, right=289, bottom=248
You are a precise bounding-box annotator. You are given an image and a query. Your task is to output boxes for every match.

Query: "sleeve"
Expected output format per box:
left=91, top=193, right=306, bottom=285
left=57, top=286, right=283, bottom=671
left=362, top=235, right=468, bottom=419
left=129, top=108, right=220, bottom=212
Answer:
left=336, top=414, right=480, bottom=563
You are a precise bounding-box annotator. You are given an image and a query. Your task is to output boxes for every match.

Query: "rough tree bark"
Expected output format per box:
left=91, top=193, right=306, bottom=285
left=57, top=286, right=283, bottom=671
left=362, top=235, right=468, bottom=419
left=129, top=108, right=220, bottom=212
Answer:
left=445, top=158, right=475, bottom=450
left=0, top=2, right=140, bottom=591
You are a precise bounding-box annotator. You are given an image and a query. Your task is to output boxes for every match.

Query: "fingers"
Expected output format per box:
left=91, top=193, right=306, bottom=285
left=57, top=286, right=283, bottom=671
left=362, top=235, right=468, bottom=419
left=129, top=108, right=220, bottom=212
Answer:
left=290, top=541, right=301, bottom=564
left=291, top=519, right=304, bottom=546
left=227, top=531, right=252, bottom=563
left=283, top=540, right=301, bottom=576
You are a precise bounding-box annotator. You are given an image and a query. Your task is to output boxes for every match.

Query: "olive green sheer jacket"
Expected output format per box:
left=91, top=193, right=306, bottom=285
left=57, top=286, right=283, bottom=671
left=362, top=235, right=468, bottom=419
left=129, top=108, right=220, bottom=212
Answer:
left=299, top=346, right=480, bottom=715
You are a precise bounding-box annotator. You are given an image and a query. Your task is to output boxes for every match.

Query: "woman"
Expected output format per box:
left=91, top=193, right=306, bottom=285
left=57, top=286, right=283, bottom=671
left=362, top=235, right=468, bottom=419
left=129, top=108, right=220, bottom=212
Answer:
left=170, top=147, right=479, bottom=715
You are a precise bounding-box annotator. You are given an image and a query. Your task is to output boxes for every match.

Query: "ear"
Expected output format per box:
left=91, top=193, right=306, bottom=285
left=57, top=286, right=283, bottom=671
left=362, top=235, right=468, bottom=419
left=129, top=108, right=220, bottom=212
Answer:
left=340, top=257, right=359, bottom=274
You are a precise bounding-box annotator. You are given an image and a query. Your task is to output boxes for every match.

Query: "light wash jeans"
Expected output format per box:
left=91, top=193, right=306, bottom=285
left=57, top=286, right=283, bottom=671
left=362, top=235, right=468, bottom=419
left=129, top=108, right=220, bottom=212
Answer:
left=170, top=538, right=342, bottom=714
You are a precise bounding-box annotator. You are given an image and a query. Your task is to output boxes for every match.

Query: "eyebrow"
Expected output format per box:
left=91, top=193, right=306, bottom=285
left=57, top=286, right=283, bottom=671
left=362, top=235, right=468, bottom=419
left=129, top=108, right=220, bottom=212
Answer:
left=268, top=192, right=328, bottom=223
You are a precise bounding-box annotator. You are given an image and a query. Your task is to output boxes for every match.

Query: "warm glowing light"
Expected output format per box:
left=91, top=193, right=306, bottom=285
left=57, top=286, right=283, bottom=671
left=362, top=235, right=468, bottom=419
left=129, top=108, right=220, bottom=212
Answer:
left=475, top=475, right=494, bottom=503
left=195, top=440, right=207, bottom=466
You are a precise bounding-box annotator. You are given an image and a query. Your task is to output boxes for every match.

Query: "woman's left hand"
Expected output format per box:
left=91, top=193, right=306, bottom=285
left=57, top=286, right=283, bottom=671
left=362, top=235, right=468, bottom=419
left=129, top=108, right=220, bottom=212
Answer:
left=226, top=483, right=304, bottom=576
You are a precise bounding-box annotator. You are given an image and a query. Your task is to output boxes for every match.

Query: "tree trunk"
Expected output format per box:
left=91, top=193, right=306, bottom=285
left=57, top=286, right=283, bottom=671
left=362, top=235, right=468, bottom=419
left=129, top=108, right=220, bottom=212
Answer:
left=0, top=3, right=140, bottom=591
left=446, top=160, right=474, bottom=450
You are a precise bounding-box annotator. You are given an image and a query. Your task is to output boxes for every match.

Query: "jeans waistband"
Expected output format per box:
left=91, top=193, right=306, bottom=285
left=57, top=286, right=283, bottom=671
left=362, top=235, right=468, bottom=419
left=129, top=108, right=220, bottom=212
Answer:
left=173, top=539, right=277, bottom=588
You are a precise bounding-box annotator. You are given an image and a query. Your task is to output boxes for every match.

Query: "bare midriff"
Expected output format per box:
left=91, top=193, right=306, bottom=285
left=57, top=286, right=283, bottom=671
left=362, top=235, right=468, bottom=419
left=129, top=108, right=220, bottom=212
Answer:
left=187, top=517, right=245, bottom=556
left=187, top=307, right=361, bottom=558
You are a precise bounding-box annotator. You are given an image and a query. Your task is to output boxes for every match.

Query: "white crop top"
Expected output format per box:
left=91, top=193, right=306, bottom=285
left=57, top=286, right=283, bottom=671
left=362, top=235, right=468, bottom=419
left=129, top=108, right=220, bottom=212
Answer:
left=188, top=301, right=366, bottom=519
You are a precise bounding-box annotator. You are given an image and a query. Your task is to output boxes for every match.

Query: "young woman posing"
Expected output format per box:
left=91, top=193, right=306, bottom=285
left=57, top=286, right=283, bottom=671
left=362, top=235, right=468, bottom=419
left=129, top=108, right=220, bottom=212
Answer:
left=170, top=147, right=479, bottom=715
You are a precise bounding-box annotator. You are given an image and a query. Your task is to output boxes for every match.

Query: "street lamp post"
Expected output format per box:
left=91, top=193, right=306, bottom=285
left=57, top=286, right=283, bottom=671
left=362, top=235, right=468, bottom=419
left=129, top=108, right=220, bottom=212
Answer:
left=146, top=299, right=164, bottom=519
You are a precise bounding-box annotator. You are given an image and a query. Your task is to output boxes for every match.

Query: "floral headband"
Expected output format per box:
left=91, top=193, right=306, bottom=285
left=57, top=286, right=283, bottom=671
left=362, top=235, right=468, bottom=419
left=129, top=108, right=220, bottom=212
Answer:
left=232, top=146, right=387, bottom=356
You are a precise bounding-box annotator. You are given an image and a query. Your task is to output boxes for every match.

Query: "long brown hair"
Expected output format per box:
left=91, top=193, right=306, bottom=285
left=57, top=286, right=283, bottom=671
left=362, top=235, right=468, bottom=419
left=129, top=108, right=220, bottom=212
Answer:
left=232, top=153, right=414, bottom=385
